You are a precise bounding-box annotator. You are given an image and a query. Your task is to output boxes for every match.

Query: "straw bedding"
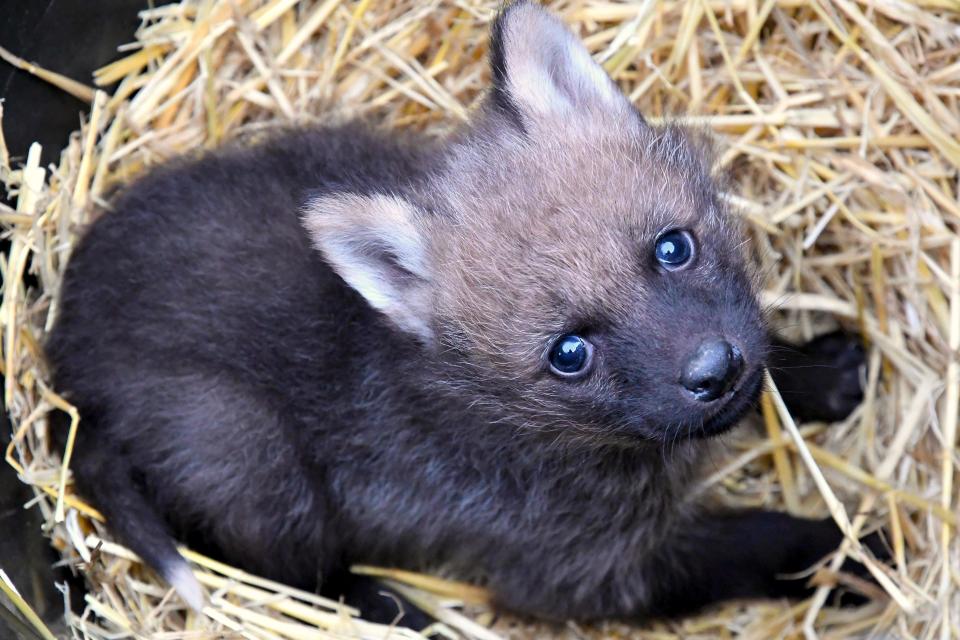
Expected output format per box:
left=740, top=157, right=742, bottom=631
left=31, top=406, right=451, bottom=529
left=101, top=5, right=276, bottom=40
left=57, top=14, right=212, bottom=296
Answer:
left=1, top=0, right=959, bottom=638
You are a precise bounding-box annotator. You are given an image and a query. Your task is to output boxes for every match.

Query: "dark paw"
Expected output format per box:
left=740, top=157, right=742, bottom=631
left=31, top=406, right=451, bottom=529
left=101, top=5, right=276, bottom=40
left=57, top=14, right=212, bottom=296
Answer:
left=778, top=518, right=890, bottom=607
left=823, top=529, right=891, bottom=607
left=768, top=330, right=866, bottom=423
left=329, top=574, right=434, bottom=630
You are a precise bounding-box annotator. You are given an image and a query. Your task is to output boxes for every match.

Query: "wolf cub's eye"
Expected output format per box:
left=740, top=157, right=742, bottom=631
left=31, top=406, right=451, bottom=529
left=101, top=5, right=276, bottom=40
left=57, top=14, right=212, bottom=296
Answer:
left=654, top=230, right=695, bottom=270
left=548, top=334, right=592, bottom=377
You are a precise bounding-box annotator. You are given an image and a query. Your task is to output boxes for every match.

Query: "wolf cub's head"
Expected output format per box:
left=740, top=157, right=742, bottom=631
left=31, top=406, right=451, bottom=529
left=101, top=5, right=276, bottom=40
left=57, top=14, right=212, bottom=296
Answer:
left=304, top=1, right=767, bottom=444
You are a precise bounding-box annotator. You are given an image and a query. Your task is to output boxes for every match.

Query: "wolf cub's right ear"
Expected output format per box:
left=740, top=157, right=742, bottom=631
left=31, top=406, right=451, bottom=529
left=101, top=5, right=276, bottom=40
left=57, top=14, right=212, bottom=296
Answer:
left=302, top=193, right=434, bottom=344
left=489, top=0, right=631, bottom=123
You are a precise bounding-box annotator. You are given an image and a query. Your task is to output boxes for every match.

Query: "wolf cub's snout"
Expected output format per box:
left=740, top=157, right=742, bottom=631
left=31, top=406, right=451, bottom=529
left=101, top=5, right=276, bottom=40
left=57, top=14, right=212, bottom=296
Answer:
left=47, top=0, right=876, bottom=624
left=680, top=337, right=744, bottom=402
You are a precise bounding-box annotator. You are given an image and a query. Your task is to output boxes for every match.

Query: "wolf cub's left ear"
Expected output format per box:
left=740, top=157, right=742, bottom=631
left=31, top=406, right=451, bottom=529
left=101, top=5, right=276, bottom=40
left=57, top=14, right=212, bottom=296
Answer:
left=490, top=0, right=631, bottom=121
left=302, top=193, right=434, bottom=344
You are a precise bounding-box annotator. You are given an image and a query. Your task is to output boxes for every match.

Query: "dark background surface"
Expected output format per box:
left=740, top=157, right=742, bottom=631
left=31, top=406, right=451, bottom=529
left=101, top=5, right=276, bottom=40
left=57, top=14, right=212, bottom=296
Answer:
left=1, top=1, right=146, bottom=635
left=1, top=0, right=144, bottom=166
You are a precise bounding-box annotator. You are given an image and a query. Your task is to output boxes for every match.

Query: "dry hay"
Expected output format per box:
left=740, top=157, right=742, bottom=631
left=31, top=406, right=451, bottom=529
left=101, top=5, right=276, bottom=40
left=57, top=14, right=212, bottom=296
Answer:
left=1, top=0, right=959, bottom=638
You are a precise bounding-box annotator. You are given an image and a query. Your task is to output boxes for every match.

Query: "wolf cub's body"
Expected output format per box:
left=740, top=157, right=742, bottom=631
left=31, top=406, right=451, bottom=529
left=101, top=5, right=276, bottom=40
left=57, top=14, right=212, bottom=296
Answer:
left=48, top=1, right=874, bottom=622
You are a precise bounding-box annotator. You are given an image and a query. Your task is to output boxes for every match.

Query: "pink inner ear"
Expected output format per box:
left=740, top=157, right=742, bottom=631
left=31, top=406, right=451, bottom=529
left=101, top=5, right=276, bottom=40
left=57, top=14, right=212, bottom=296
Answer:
left=496, top=2, right=628, bottom=118
left=301, top=192, right=435, bottom=344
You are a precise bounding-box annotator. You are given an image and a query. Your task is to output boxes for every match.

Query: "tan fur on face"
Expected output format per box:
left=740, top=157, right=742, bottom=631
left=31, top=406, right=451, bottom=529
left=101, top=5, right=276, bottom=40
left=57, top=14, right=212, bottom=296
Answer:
left=300, top=0, right=754, bottom=442
left=425, top=115, right=728, bottom=379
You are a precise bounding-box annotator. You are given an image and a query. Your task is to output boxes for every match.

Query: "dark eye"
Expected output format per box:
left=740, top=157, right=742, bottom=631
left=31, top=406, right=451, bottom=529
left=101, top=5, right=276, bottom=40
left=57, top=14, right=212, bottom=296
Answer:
left=548, top=334, right=592, bottom=377
left=654, top=230, right=695, bottom=270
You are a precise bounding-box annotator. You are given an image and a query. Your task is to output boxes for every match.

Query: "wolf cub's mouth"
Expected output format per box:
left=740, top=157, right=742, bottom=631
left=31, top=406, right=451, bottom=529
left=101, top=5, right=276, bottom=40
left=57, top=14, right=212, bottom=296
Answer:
left=691, top=367, right=765, bottom=438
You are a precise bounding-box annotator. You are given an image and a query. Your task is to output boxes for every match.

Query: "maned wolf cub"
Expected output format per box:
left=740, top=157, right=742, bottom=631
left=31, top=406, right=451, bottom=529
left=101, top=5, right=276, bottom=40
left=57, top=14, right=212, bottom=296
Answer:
left=48, top=0, right=875, bottom=623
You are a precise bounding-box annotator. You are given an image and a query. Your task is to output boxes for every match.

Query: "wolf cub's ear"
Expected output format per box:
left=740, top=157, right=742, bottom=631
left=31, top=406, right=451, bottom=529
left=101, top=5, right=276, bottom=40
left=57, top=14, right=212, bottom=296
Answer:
left=302, top=193, right=434, bottom=343
left=489, top=1, right=630, bottom=121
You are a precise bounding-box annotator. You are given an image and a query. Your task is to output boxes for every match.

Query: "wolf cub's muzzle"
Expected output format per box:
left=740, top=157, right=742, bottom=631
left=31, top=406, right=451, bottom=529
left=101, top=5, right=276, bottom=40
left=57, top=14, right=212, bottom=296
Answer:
left=679, top=337, right=745, bottom=402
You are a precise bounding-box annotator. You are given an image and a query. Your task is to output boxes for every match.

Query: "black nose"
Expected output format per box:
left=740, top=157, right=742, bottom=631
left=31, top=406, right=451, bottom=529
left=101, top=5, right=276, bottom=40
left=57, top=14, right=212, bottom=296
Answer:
left=680, top=339, right=744, bottom=402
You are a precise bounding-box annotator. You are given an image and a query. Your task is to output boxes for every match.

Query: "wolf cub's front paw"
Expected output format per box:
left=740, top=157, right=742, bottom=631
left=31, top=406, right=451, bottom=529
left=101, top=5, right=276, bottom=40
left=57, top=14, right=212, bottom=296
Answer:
left=767, top=516, right=890, bottom=607
left=829, top=528, right=891, bottom=607
left=801, top=331, right=866, bottom=421
left=769, top=330, right=866, bottom=423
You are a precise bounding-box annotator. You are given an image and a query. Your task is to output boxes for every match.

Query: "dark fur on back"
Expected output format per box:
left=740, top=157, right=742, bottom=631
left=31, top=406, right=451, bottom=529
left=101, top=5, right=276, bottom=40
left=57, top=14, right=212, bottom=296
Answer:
left=47, top=123, right=438, bottom=587
left=47, top=1, right=876, bottom=624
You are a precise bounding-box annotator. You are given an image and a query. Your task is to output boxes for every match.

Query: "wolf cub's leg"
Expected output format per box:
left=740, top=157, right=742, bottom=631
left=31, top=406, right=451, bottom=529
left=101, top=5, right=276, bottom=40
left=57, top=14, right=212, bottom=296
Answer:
left=489, top=510, right=885, bottom=621
left=768, top=330, right=866, bottom=422
left=637, top=510, right=887, bottom=618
